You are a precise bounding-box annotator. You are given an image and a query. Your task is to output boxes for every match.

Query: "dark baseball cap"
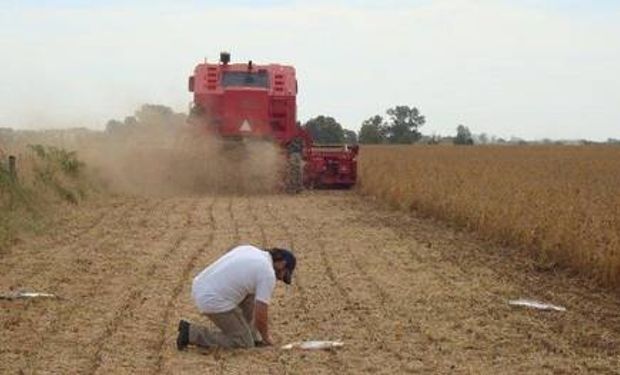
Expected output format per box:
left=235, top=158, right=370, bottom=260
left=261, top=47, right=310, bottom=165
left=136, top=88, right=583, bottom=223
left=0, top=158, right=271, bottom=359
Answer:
left=270, top=247, right=296, bottom=284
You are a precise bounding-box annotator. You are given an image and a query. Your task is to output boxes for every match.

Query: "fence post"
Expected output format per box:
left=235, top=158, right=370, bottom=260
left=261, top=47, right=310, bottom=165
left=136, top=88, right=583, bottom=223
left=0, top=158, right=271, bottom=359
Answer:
left=8, top=155, right=16, bottom=181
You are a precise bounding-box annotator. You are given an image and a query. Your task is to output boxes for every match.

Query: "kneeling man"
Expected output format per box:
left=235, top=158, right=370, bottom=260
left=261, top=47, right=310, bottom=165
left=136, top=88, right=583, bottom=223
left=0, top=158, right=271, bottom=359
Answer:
left=177, top=245, right=296, bottom=349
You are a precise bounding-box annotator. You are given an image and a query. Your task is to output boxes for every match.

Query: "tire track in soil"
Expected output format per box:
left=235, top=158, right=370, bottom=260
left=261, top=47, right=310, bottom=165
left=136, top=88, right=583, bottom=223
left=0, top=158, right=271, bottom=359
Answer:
left=87, top=236, right=185, bottom=373
left=346, top=247, right=389, bottom=306
left=343, top=194, right=575, bottom=355
left=344, top=227, right=443, bottom=356
left=44, top=204, right=108, bottom=248
left=285, top=198, right=409, bottom=372
left=356, top=241, right=433, bottom=347
left=4, top=191, right=620, bottom=374
left=232, top=195, right=252, bottom=246
left=159, top=197, right=243, bottom=374
left=228, top=195, right=241, bottom=244
left=316, top=229, right=410, bottom=369
left=12, top=198, right=147, bottom=374
left=341, top=197, right=620, bottom=371
left=21, top=198, right=188, bottom=374
left=215, top=195, right=244, bottom=375
left=153, top=197, right=217, bottom=374
left=184, top=195, right=295, bottom=375
left=87, top=199, right=201, bottom=374
left=46, top=197, right=138, bottom=248
left=247, top=195, right=267, bottom=247
left=6, top=198, right=140, bottom=288
left=0, top=197, right=113, bottom=260
left=339, top=240, right=432, bottom=368
left=211, top=195, right=285, bottom=375
left=327, top=197, right=438, bottom=370
left=333, top=194, right=620, bottom=373
left=262, top=197, right=349, bottom=375
left=222, top=195, right=292, bottom=375
left=262, top=199, right=309, bottom=312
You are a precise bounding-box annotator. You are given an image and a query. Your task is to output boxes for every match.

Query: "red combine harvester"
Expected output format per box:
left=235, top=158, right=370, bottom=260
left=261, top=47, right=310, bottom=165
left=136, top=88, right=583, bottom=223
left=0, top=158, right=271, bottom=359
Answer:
left=188, top=52, right=358, bottom=192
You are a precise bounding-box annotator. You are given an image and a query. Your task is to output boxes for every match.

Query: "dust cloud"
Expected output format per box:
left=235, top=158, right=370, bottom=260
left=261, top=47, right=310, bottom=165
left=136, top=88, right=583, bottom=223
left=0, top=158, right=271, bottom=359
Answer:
left=84, top=128, right=284, bottom=196
left=0, top=107, right=286, bottom=196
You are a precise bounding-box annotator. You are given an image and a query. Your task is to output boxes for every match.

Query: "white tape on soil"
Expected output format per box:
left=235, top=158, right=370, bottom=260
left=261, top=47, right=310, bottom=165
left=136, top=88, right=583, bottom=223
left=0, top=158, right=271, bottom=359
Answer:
left=281, top=341, right=344, bottom=350
left=0, top=291, right=59, bottom=300
left=508, top=298, right=566, bottom=312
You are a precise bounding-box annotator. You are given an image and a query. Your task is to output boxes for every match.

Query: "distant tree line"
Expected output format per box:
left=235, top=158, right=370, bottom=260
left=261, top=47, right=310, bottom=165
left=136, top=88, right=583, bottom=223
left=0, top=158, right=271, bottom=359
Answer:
left=105, top=104, right=186, bottom=134
left=304, top=105, right=426, bottom=145
left=106, top=104, right=617, bottom=146
left=305, top=106, right=589, bottom=146
left=302, top=115, right=357, bottom=145
left=304, top=105, right=477, bottom=146
left=358, top=106, right=425, bottom=144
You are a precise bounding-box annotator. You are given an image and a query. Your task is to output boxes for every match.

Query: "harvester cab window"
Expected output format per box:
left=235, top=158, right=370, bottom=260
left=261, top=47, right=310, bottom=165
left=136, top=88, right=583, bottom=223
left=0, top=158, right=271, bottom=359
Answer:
left=222, top=71, right=269, bottom=88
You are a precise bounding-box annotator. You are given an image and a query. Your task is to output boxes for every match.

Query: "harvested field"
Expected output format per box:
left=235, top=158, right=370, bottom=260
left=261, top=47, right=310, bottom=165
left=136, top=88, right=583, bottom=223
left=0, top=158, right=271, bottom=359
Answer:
left=1, top=191, right=619, bottom=374
left=359, top=145, right=620, bottom=287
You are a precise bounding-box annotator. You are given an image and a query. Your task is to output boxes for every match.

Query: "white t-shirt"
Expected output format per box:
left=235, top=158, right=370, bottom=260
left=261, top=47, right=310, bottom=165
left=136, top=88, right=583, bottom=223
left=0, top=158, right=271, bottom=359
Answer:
left=191, top=245, right=276, bottom=314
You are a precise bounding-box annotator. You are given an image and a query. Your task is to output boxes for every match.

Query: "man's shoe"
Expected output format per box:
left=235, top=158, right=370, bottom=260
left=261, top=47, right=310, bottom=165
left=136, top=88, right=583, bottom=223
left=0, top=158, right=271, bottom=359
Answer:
left=254, top=340, right=266, bottom=347
left=177, top=320, right=190, bottom=351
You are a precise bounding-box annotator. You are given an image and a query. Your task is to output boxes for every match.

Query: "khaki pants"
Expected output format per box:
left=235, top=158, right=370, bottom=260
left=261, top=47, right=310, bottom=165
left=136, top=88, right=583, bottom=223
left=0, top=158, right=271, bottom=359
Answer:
left=189, top=294, right=261, bottom=348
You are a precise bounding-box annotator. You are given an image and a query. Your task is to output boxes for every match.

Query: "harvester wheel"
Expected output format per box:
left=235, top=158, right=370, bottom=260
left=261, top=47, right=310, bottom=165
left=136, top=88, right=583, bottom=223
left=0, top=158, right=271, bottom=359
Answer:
left=286, top=152, right=303, bottom=193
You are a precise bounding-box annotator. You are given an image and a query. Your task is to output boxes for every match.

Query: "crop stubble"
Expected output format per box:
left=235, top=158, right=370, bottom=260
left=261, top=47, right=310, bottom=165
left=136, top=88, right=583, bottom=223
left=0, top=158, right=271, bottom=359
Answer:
left=1, top=191, right=619, bottom=374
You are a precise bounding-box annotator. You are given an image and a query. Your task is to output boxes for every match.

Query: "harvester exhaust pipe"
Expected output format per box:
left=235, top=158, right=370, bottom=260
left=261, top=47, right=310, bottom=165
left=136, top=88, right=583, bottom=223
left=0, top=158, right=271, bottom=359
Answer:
left=220, top=51, right=230, bottom=65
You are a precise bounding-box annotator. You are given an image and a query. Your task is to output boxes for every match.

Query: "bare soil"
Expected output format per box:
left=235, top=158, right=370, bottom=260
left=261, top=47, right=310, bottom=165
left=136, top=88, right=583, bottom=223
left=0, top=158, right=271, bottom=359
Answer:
left=1, top=191, right=619, bottom=374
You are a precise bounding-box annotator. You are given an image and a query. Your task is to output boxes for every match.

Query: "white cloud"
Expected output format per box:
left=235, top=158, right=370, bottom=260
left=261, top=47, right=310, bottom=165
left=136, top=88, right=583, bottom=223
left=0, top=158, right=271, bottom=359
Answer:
left=0, top=0, right=618, bottom=140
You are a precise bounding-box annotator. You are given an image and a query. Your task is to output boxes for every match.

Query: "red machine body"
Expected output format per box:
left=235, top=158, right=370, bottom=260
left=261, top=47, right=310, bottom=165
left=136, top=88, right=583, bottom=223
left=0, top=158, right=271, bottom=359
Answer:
left=188, top=52, right=358, bottom=189
left=304, top=145, right=358, bottom=187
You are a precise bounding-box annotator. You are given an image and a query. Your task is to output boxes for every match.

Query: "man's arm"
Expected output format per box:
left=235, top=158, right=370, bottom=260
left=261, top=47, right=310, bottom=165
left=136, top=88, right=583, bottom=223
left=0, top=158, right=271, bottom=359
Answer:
left=254, top=301, right=272, bottom=345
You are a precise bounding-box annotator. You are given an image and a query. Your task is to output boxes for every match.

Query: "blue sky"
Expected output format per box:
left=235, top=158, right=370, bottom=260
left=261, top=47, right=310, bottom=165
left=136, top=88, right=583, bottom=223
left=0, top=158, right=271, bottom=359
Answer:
left=1, top=0, right=619, bottom=140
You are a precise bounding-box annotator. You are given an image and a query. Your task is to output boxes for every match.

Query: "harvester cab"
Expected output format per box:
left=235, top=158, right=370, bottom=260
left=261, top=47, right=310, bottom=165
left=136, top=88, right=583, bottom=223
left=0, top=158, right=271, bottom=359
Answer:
left=188, top=52, right=358, bottom=191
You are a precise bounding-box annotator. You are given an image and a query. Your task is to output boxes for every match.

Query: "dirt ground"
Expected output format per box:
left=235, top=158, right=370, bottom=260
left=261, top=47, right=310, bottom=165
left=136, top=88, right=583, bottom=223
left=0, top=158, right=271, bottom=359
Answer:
left=1, top=191, right=619, bottom=374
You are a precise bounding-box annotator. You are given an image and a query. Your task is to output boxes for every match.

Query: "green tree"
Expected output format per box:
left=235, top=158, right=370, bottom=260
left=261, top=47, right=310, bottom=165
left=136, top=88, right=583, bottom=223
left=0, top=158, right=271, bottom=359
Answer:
left=105, top=119, right=125, bottom=133
left=454, top=124, right=474, bottom=145
left=385, top=106, right=425, bottom=144
left=105, top=104, right=186, bottom=134
left=304, top=116, right=344, bottom=144
left=343, top=129, right=358, bottom=144
left=135, top=104, right=174, bottom=122
left=358, top=115, right=387, bottom=144
left=134, top=104, right=186, bottom=129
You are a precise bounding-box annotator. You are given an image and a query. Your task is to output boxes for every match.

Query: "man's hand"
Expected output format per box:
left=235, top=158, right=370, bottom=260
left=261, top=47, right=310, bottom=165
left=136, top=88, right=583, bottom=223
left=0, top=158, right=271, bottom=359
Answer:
left=261, top=335, right=274, bottom=346
left=254, top=301, right=272, bottom=346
